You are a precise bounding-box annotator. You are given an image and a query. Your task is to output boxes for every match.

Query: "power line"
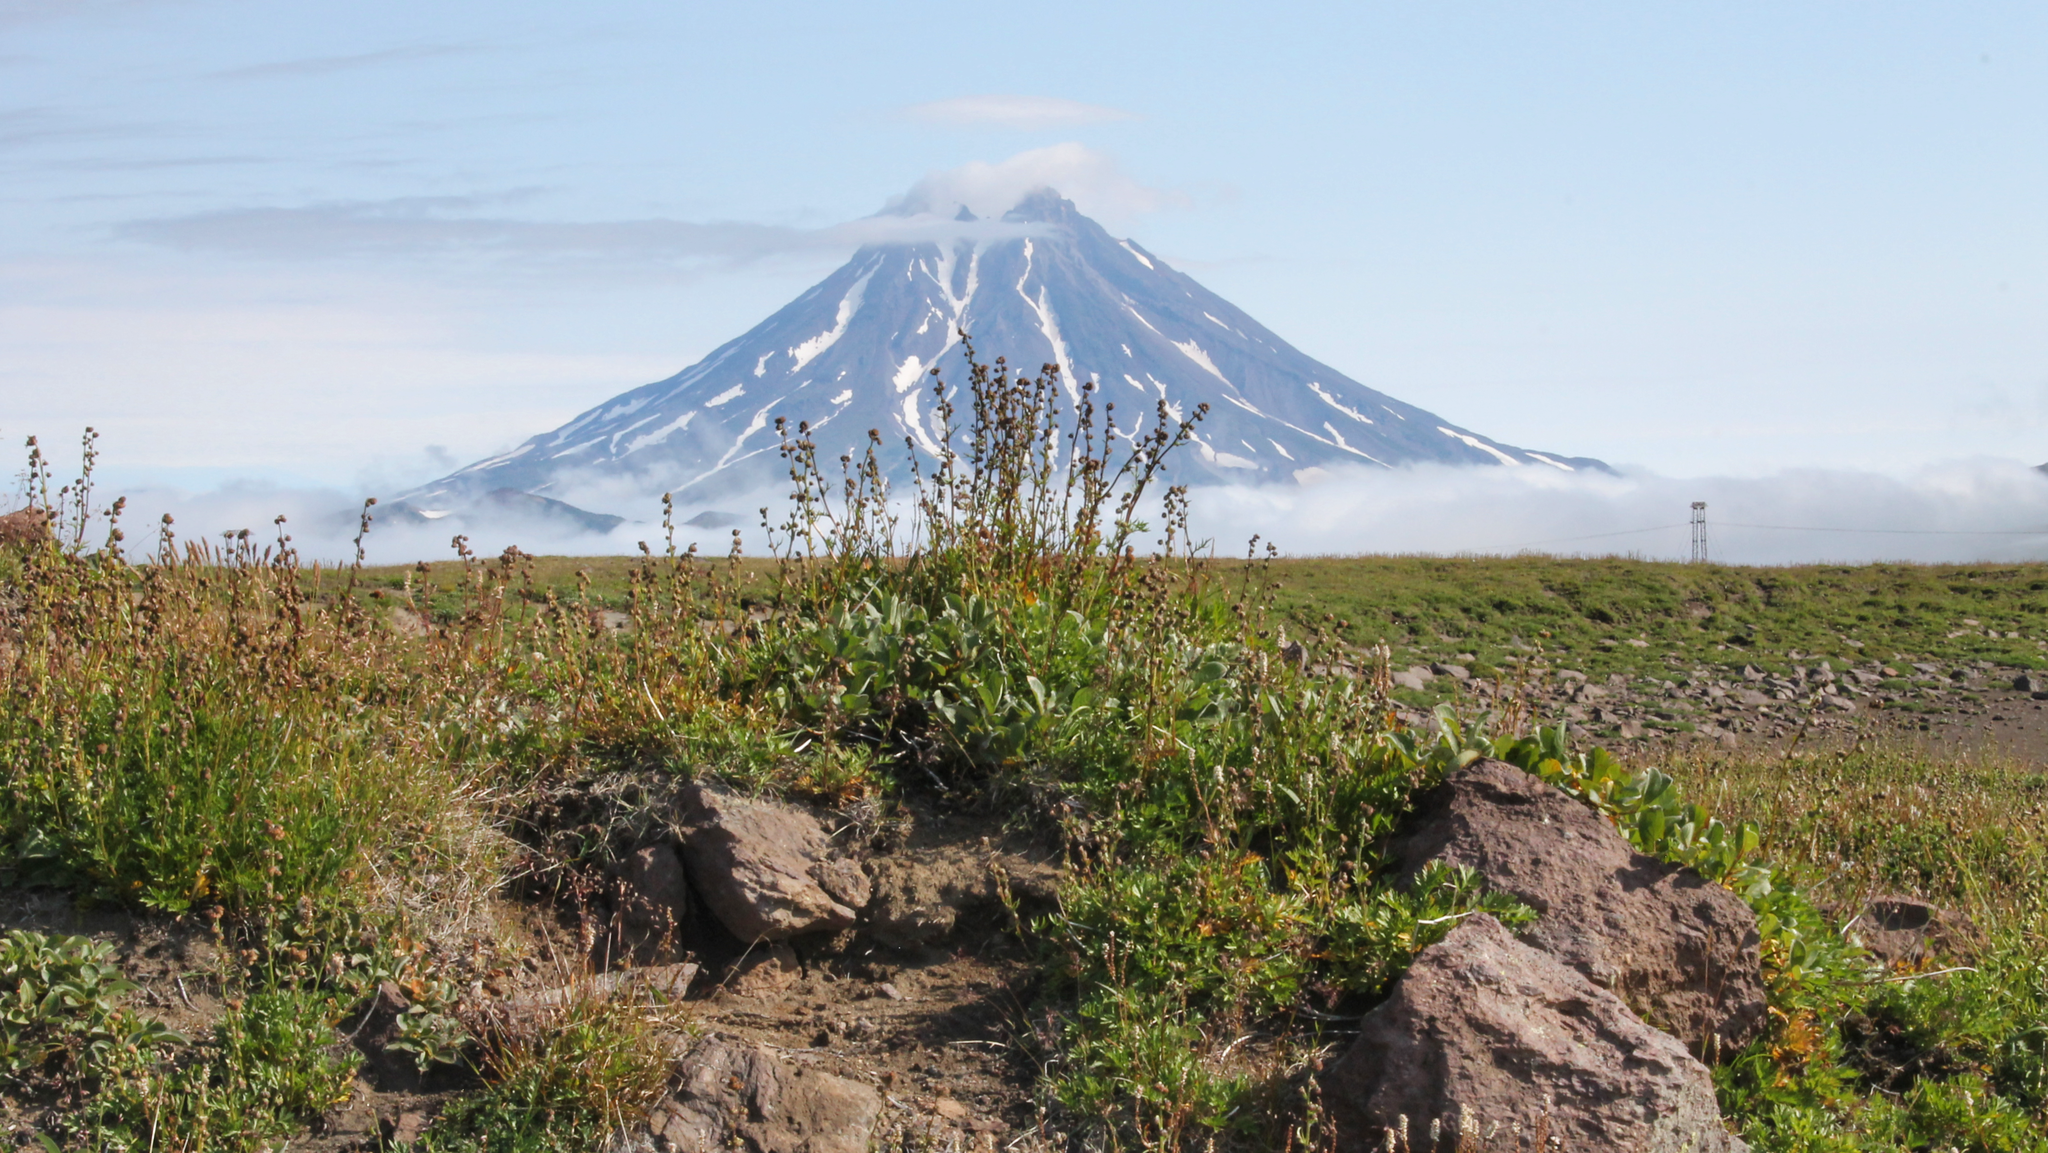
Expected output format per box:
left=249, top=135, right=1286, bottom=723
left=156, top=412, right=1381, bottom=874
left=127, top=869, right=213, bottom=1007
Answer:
left=1716, top=522, right=2048, bottom=537
left=1506, top=514, right=2048, bottom=553
left=1511, top=523, right=1686, bottom=548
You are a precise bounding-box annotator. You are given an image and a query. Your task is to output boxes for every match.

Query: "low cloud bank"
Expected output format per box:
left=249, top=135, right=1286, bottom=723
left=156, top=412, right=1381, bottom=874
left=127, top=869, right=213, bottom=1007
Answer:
left=66, top=457, right=2048, bottom=569
left=1185, top=459, right=2048, bottom=565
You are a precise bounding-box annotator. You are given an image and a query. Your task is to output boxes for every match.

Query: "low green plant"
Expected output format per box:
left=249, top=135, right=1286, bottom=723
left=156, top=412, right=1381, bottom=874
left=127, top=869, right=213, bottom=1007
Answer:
left=0, top=930, right=181, bottom=1089
left=1322, top=861, right=1538, bottom=995
left=74, top=987, right=355, bottom=1152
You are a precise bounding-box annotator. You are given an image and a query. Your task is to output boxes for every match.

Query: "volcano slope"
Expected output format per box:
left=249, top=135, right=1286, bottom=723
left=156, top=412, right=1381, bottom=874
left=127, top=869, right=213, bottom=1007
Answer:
left=395, top=188, right=1600, bottom=527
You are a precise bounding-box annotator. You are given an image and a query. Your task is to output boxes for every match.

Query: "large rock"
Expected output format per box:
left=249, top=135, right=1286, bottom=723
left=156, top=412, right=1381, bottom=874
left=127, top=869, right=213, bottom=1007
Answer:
left=674, top=784, right=870, bottom=942
left=1321, top=914, right=1747, bottom=1153
left=1387, top=759, right=1765, bottom=1056
left=0, top=508, right=50, bottom=549
left=649, top=1038, right=881, bottom=1153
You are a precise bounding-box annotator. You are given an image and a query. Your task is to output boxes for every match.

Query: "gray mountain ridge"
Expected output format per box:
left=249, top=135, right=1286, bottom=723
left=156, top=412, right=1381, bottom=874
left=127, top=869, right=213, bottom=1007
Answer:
left=394, top=189, right=1604, bottom=526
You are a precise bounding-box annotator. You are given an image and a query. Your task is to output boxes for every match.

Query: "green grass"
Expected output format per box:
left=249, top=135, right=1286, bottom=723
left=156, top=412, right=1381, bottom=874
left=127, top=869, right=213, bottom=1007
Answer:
left=1658, top=743, right=2048, bottom=1150
left=1256, top=555, right=2048, bottom=678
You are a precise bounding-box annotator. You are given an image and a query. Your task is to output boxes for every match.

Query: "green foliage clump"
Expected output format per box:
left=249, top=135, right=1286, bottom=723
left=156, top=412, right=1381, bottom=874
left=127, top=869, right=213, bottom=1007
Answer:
left=421, top=993, right=681, bottom=1153
left=78, top=987, right=357, bottom=1152
left=0, top=929, right=179, bottom=1089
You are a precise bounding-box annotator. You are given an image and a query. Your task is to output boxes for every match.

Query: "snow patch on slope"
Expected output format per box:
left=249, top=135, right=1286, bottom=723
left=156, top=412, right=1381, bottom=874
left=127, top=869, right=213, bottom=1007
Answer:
left=1171, top=339, right=1230, bottom=386
left=1439, top=426, right=1522, bottom=466
left=625, top=411, right=696, bottom=455
left=1308, top=382, right=1374, bottom=425
left=788, top=265, right=877, bottom=371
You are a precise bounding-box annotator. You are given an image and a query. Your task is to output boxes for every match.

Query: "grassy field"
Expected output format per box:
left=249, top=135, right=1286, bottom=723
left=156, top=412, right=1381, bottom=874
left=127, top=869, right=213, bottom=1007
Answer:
left=2, top=393, right=2046, bottom=1150
left=357, top=552, right=2048, bottom=680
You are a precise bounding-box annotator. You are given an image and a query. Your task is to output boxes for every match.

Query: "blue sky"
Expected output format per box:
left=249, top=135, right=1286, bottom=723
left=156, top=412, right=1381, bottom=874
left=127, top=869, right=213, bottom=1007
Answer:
left=3, top=0, right=2046, bottom=504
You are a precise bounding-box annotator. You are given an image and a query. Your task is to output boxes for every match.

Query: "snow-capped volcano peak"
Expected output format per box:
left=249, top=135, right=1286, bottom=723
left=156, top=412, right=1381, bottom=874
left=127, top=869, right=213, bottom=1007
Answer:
left=402, top=190, right=1602, bottom=515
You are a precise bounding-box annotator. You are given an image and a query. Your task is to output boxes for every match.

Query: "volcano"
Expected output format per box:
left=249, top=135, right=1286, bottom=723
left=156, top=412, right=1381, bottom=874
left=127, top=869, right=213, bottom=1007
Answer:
left=397, top=189, right=1602, bottom=522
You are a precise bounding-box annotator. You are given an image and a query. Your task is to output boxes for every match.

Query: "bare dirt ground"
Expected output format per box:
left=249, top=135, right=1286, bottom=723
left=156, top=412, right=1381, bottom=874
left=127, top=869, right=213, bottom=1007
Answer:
left=0, top=793, right=1061, bottom=1149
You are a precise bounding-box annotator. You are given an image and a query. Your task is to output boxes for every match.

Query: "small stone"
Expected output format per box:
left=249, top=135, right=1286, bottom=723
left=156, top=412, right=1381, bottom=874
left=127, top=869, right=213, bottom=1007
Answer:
left=876, top=982, right=905, bottom=1001
left=0, top=507, right=50, bottom=548
left=1850, top=896, right=1980, bottom=967
left=2015, top=673, right=2041, bottom=693
left=933, top=1098, right=972, bottom=1122
left=727, top=943, right=802, bottom=997
left=621, top=842, right=690, bottom=931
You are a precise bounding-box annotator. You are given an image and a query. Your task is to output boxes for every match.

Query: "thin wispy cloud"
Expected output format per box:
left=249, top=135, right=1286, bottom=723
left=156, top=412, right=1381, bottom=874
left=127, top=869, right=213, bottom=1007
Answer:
left=51, top=154, right=270, bottom=171
left=114, top=199, right=1039, bottom=269
left=113, top=146, right=1172, bottom=270
left=900, top=94, right=1137, bottom=131
left=0, top=106, right=162, bottom=150
left=208, top=43, right=483, bottom=81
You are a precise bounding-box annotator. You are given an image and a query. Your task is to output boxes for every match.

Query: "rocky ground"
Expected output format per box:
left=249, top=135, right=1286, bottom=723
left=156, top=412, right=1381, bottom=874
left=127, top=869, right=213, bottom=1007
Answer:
left=0, top=787, right=1068, bottom=1150
left=1373, top=650, right=2048, bottom=760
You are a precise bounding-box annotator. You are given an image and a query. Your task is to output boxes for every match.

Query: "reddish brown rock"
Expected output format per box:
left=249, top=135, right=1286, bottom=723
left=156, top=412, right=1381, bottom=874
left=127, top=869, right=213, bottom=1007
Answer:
left=1387, top=759, right=1766, bottom=1056
left=650, top=1038, right=881, bottom=1153
left=1321, top=914, right=1747, bottom=1153
left=0, top=508, right=50, bottom=549
left=725, top=942, right=803, bottom=997
left=619, top=842, right=691, bottom=933
left=675, top=783, right=869, bottom=942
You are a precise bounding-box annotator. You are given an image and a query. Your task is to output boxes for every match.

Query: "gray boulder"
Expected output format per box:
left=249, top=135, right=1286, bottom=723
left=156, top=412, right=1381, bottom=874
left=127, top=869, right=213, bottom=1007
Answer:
left=649, top=1038, right=881, bottom=1153
left=1321, top=914, right=1747, bottom=1153
left=674, top=784, right=870, bottom=942
left=1387, top=759, right=1766, bottom=1057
